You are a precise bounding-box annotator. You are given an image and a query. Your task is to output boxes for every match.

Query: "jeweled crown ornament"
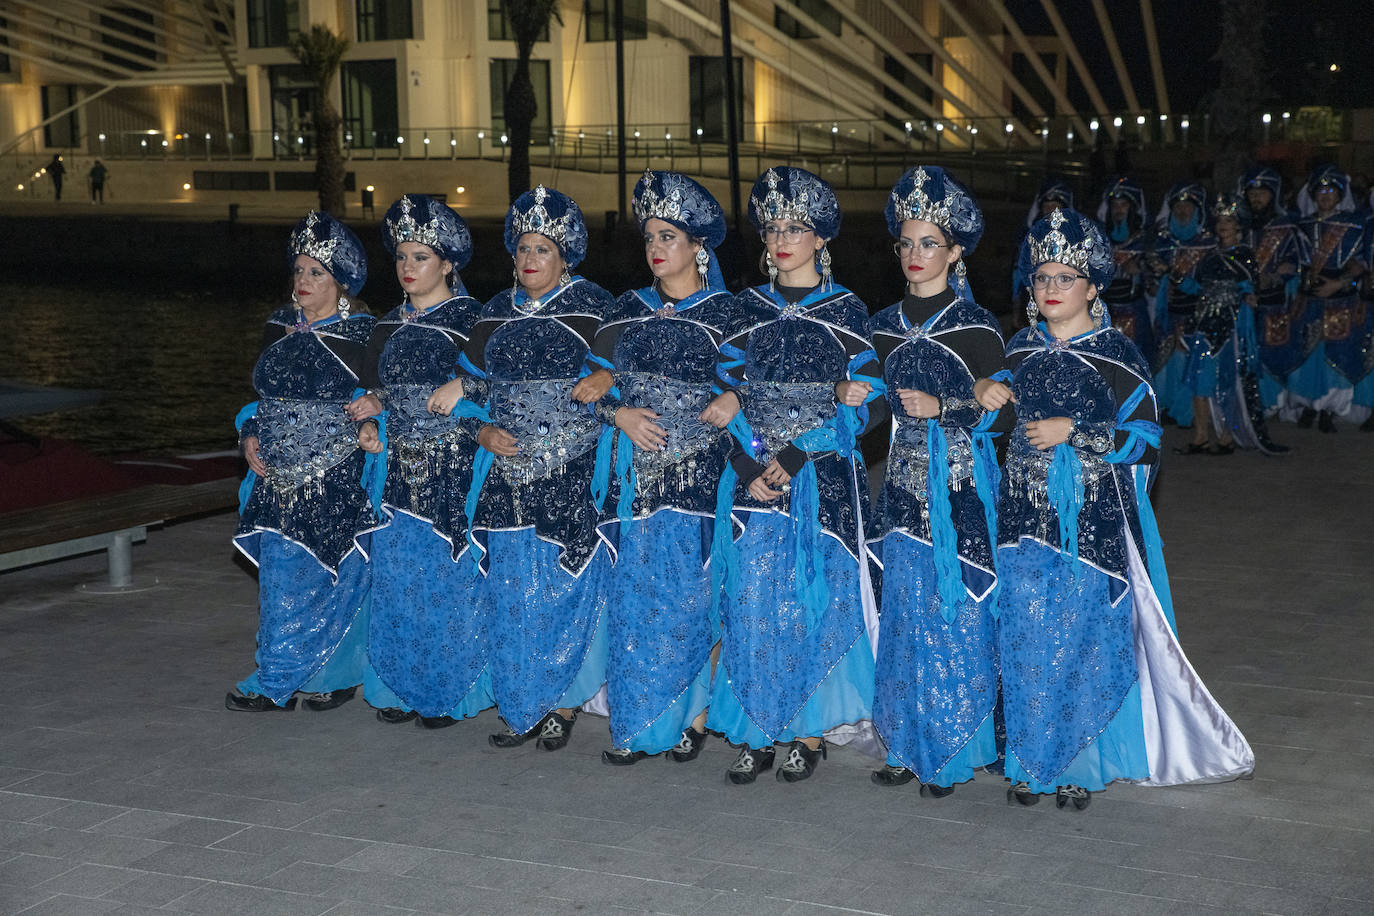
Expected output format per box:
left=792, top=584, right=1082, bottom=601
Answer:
left=290, top=211, right=341, bottom=267
left=1028, top=208, right=1076, bottom=269
left=509, top=184, right=574, bottom=246
left=751, top=168, right=811, bottom=226
left=633, top=169, right=684, bottom=225
left=388, top=194, right=444, bottom=249
left=889, top=166, right=952, bottom=230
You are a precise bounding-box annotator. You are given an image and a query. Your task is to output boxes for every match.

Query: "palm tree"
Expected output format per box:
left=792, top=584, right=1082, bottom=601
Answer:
left=1207, top=0, right=1271, bottom=183
left=501, top=0, right=561, bottom=202
left=289, top=25, right=351, bottom=215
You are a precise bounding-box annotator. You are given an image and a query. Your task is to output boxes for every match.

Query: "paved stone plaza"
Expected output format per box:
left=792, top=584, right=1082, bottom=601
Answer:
left=2, top=423, right=1372, bottom=915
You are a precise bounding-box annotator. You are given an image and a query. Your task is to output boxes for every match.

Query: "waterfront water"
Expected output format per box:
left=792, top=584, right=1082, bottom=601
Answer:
left=0, top=280, right=268, bottom=455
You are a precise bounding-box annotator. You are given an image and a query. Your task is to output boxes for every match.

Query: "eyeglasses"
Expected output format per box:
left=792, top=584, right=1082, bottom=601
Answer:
left=1030, top=272, right=1089, bottom=290
left=894, top=238, right=950, bottom=258
left=761, top=225, right=813, bottom=242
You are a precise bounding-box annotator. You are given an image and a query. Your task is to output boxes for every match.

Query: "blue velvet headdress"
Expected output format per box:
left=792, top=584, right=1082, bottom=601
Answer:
left=748, top=166, right=841, bottom=240
left=503, top=185, right=589, bottom=268
left=1297, top=164, right=1355, bottom=216
left=1240, top=166, right=1282, bottom=201
left=1018, top=207, right=1116, bottom=293
left=633, top=169, right=727, bottom=290
left=1025, top=177, right=1076, bottom=227
left=885, top=165, right=983, bottom=298
left=382, top=194, right=472, bottom=270
left=1096, top=176, right=1146, bottom=227
left=1155, top=181, right=1208, bottom=225
left=288, top=211, right=367, bottom=296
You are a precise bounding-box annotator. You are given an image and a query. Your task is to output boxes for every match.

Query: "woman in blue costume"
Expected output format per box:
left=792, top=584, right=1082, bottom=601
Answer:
left=980, top=209, right=1254, bottom=810
left=459, top=186, right=615, bottom=752
left=1096, top=177, right=1155, bottom=367
left=1238, top=167, right=1305, bottom=414
left=1175, top=195, right=1286, bottom=455
left=349, top=194, right=492, bottom=728
left=228, top=211, right=377, bottom=712
left=707, top=166, right=885, bottom=784
left=589, top=170, right=749, bottom=766
left=1291, top=165, right=1369, bottom=432
left=1147, top=183, right=1216, bottom=428
left=865, top=166, right=1007, bottom=797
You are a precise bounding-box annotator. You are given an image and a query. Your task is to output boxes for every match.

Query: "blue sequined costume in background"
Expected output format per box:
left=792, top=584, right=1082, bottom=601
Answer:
left=1189, top=245, right=1283, bottom=452
left=360, top=292, right=495, bottom=719
left=461, top=278, right=615, bottom=734
left=868, top=294, right=1004, bottom=786
left=234, top=308, right=377, bottom=706
left=707, top=284, right=880, bottom=747
left=998, top=325, right=1253, bottom=792
left=593, top=286, right=756, bottom=752
left=1148, top=213, right=1216, bottom=427
left=1292, top=208, right=1369, bottom=416
left=1242, top=200, right=1306, bottom=409
left=1101, top=229, right=1155, bottom=367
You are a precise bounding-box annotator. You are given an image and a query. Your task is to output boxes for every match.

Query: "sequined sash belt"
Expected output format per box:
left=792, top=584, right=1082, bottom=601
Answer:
left=256, top=397, right=357, bottom=493
left=747, top=381, right=836, bottom=459
left=1006, top=424, right=1112, bottom=510
left=488, top=378, right=601, bottom=484
left=887, top=422, right=974, bottom=500
left=617, top=372, right=720, bottom=487
left=384, top=383, right=461, bottom=445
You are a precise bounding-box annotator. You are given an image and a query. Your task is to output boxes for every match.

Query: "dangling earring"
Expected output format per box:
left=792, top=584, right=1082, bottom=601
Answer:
left=559, top=266, right=572, bottom=287
left=696, top=247, right=710, bottom=289
left=1090, top=296, right=1104, bottom=321
left=766, top=252, right=778, bottom=292
left=511, top=261, right=520, bottom=301
left=1026, top=294, right=1039, bottom=325
left=399, top=289, right=411, bottom=317
left=818, top=246, right=833, bottom=290
left=338, top=294, right=350, bottom=319
left=954, top=259, right=968, bottom=296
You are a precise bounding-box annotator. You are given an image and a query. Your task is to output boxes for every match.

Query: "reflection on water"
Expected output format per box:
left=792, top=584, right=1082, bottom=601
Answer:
left=0, top=281, right=272, bottom=455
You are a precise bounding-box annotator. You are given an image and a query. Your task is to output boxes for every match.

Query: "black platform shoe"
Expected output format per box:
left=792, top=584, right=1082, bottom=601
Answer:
left=488, top=720, right=538, bottom=748
left=1055, top=784, right=1092, bottom=811
left=534, top=710, right=576, bottom=751
left=668, top=727, right=708, bottom=763
left=418, top=715, right=459, bottom=729
left=601, top=748, right=650, bottom=766
left=1006, top=781, right=1040, bottom=806
left=224, top=691, right=297, bottom=712
left=1297, top=407, right=1317, bottom=428
left=375, top=707, right=418, bottom=725
left=302, top=686, right=356, bottom=712
left=919, top=782, right=955, bottom=798
left=1318, top=410, right=1337, bottom=433
left=726, top=745, right=775, bottom=785
left=776, top=739, right=826, bottom=783
left=870, top=765, right=917, bottom=787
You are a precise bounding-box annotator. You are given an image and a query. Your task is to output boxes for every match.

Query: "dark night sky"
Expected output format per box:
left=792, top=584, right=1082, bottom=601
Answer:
left=1006, top=0, right=1371, bottom=115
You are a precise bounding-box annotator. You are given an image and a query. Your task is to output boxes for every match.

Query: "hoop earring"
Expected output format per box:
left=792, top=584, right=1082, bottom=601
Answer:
left=338, top=294, right=350, bottom=319
left=696, top=247, right=710, bottom=289
left=766, top=252, right=778, bottom=292
left=818, top=246, right=833, bottom=290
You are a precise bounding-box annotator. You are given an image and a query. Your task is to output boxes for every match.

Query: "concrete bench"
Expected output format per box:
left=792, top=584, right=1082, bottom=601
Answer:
left=0, top=478, right=241, bottom=590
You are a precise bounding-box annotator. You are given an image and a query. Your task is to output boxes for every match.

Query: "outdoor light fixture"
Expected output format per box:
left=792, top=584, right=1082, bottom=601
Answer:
left=456, top=186, right=466, bottom=194
left=500, top=134, right=508, bottom=144
left=580, top=130, right=586, bottom=139
left=1113, top=117, right=1123, bottom=128
left=183, top=183, right=191, bottom=190
left=1330, top=63, right=1339, bottom=72
left=450, top=138, right=456, bottom=146
left=366, top=185, right=375, bottom=192
left=1004, top=123, right=1012, bottom=133
left=477, top=131, right=485, bottom=140
left=396, top=136, right=404, bottom=144
left=935, top=122, right=943, bottom=132
left=969, top=126, right=977, bottom=135
left=273, top=133, right=280, bottom=141
left=1090, top=119, right=1100, bottom=131
left=1262, top=113, right=1272, bottom=124
left=633, top=129, right=640, bottom=138
left=665, top=131, right=671, bottom=141
left=423, top=136, right=430, bottom=145
left=1159, top=114, right=1167, bottom=122
left=297, top=136, right=304, bottom=145
left=1181, top=118, right=1190, bottom=129
left=98, top=133, right=106, bottom=141
left=16, top=184, right=22, bottom=190
left=904, top=121, right=912, bottom=132
left=1135, top=115, right=1145, bottom=126
left=161, top=140, right=168, bottom=147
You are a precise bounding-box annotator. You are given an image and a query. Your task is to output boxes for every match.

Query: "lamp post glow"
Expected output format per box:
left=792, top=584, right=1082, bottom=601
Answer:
left=1262, top=112, right=1272, bottom=143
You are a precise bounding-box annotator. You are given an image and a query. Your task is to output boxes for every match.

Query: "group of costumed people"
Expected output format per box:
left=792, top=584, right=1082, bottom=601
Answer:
left=1032, top=163, right=1374, bottom=455
left=226, top=163, right=1255, bottom=809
